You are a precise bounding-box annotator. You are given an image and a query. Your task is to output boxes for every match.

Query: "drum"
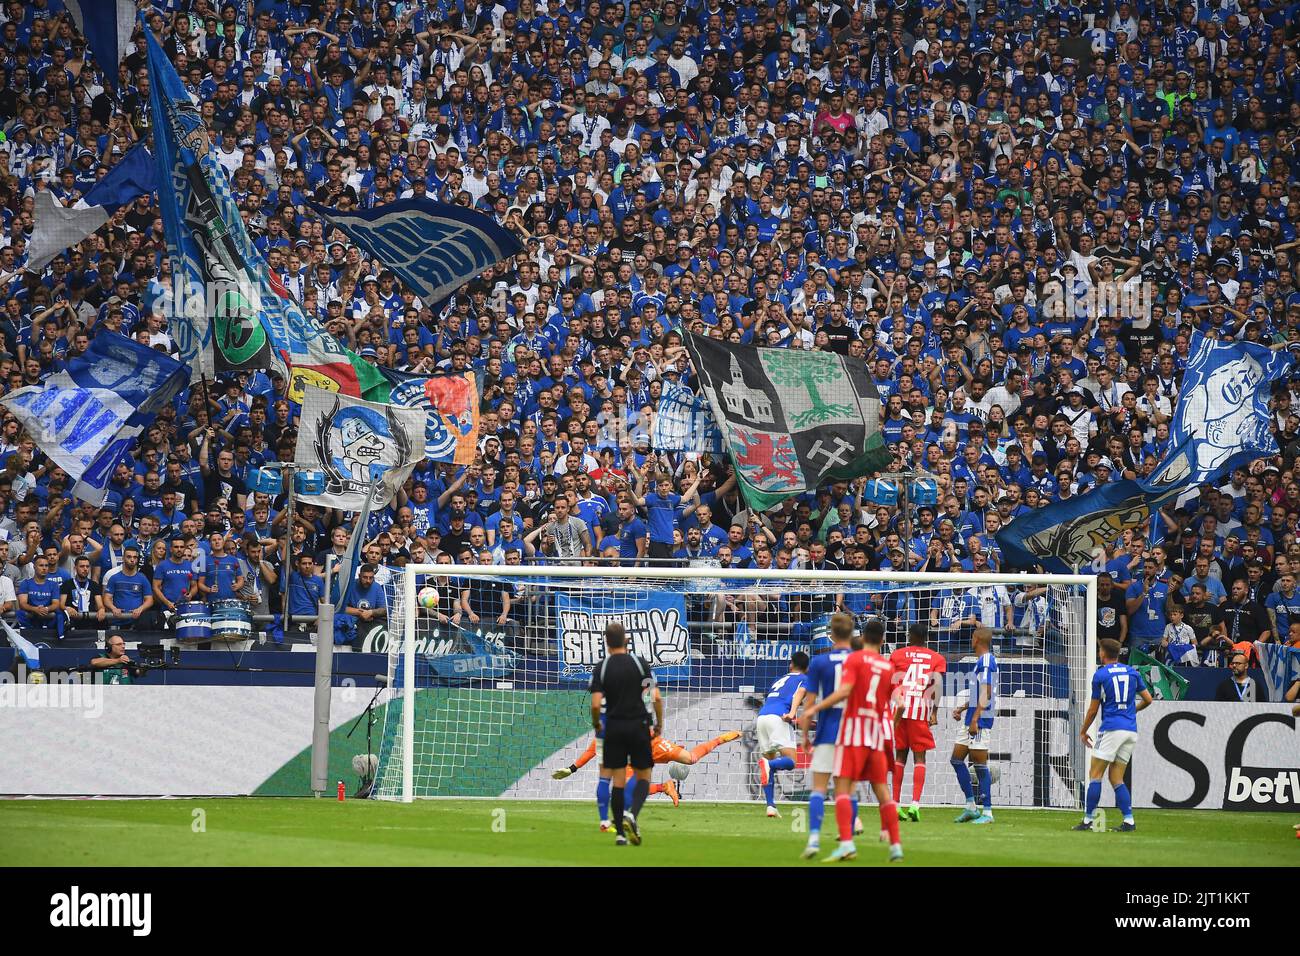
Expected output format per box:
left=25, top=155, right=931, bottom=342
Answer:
left=210, top=599, right=254, bottom=641
left=176, top=602, right=211, bottom=643
left=910, top=479, right=940, bottom=507
left=294, top=470, right=326, bottom=496
left=247, top=467, right=283, bottom=495
left=862, top=478, right=898, bottom=506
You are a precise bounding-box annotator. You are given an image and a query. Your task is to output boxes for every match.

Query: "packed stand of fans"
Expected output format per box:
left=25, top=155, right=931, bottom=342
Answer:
left=2, top=0, right=1300, bottom=663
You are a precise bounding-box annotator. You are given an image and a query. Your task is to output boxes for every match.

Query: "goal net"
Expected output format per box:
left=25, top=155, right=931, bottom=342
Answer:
left=370, top=565, right=1095, bottom=810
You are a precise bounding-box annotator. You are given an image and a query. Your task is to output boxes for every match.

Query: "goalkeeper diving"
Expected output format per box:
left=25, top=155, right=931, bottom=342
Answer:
left=552, top=727, right=742, bottom=823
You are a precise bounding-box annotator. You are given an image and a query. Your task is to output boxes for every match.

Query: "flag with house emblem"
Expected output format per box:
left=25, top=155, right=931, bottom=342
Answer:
left=682, top=334, right=891, bottom=511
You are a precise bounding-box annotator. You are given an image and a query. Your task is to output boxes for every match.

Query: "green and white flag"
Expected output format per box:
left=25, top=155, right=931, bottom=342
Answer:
left=682, top=334, right=891, bottom=511
left=1130, top=648, right=1189, bottom=701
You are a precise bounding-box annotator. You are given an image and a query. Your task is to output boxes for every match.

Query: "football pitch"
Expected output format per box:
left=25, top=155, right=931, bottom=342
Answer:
left=2, top=799, right=1295, bottom=866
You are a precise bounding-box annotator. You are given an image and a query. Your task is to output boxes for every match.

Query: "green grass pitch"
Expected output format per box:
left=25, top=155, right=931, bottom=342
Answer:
left=2, top=799, right=1295, bottom=866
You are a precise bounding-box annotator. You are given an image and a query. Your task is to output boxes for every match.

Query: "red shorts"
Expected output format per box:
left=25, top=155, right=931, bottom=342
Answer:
left=833, top=746, right=890, bottom=784
left=894, top=717, right=936, bottom=753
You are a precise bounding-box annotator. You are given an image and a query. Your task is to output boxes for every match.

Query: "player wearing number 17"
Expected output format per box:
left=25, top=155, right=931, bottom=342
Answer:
left=1074, top=638, right=1153, bottom=832
left=799, top=624, right=903, bottom=863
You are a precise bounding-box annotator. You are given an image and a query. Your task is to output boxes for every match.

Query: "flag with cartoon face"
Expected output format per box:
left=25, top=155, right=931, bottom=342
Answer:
left=1141, top=331, right=1294, bottom=491
left=997, top=332, right=1295, bottom=572
left=294, top=386, right=427, bottom=510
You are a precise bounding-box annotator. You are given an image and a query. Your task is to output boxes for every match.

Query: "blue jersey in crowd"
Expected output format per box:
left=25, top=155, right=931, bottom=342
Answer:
left=154, top=558, right=194, bottom=604
left=104, top=569, right=151, bottom=613
left=17, top=577, right=61, bottom=627
left=1126, top=576, right=1171, bottom=642
left=206, top=555, right=243, bottom=599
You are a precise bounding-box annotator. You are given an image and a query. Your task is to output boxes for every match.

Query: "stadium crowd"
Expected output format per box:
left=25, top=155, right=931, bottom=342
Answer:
left=2, top=0, right=1300, bottom=666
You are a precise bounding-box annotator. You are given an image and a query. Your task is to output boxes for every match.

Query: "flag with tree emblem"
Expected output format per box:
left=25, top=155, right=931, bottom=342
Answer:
left=682, top=334, right=891, bottom=511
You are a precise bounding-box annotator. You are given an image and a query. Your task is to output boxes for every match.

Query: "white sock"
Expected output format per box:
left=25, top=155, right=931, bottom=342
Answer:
left=966, top=799, right=977, bottom=811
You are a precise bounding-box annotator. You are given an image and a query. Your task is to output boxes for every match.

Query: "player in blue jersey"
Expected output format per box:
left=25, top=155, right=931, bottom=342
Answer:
left=1074, top=638, right=1153, bottom=832
left=756, top=651, right=810, bottom=818
left=952, top=627, right=998, bottom=824
left=797, top=612, right=865, bottom=859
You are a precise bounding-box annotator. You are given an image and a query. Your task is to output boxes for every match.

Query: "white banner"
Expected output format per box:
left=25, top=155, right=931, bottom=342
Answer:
left=1132, top=702, right=1300, bottom=811
left=0, top=686, right=370, bottom=796
left=294, top=385, right=426, bottom=510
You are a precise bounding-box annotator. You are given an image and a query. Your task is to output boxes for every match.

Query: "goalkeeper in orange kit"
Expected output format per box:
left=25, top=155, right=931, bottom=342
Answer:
left=552, top=729, right=742, bottom=828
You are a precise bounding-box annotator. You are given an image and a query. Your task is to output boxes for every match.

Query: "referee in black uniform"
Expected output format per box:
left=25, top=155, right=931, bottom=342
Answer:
left=588, top=621, right=664, bottom=845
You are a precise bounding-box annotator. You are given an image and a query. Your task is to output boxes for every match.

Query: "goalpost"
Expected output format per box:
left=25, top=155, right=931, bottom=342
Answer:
left=370, top=565, right=1097, bottom=809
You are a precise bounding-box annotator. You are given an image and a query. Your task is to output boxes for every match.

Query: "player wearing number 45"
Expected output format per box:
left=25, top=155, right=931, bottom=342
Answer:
left=755, top=651, right=810, bottom=818
left=1074, top=638, right=1154, bottom=832
left=890, top=623, right=947, bottom=822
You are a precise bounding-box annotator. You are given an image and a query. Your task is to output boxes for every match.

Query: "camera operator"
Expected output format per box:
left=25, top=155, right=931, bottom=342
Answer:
left=89, top=632, right=143, bottom=685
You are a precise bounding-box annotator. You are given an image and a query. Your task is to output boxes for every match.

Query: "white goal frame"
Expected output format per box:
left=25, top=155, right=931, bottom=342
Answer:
left=389, top=565, right=1098, bottom=804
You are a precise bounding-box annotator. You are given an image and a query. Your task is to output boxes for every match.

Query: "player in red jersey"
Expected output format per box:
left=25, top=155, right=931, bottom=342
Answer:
left=890, top=622, right=947, bottom=822
left=799, top=623, right=903, bottom=863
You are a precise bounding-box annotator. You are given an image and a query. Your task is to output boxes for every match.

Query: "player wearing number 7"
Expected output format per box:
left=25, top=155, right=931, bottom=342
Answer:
left=1074, top=638, right=1154, bottom=832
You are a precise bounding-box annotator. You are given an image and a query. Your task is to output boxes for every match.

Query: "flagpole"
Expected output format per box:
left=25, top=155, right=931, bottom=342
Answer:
left=282, top=462, right=297, bottom=637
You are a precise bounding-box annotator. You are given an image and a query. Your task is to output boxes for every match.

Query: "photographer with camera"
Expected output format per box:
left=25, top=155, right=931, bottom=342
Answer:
left=89, top=632, right=142, bottom=685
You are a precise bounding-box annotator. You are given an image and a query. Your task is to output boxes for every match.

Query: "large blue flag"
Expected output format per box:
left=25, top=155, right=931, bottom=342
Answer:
left=25, top=143, right=155, bottom=274
left=1140, top=331, right=1294, bottom=492
left=0, top=334, right=188, bottom=506
left=994, top=478, right=1183, bottom=575
left=144, top=23, right=276, bottom=381
left=145, top=23, right=389, bottom=401
left=998, top=332, right=1294, bottom=572
left=66, top=0, right=136, bottom=89
left=308, top=199, right=523, bottom=309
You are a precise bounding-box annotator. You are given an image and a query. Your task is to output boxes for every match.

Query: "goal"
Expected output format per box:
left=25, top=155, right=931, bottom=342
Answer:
left=370, top=565, right=1096, bottom=809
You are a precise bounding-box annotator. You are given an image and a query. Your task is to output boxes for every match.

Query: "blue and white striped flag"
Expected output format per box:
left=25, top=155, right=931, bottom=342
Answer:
left=2, top=618, right=43, bottom=669
left=1254, top=641, right=1298, bottom=703
left=66, top=0, right=137, bottom=88
left=652, top=381, right=724, bottom=453
left=0, top=333, right=188, bottom=506
left=308, top=198, right=524, bottom=309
